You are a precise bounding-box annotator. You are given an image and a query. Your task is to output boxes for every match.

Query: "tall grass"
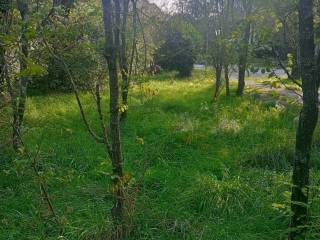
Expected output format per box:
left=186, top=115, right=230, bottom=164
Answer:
left=1, top=70, right=320, bottom=239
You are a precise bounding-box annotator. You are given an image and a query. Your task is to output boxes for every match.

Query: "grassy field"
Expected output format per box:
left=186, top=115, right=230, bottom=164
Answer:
left=1, top=70, right=320, bottom=239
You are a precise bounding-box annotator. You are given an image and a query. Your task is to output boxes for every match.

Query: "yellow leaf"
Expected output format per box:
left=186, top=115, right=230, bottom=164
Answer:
left=272, top=203, right=286, bottom=210
left=136, top=137, right=144, bottom=145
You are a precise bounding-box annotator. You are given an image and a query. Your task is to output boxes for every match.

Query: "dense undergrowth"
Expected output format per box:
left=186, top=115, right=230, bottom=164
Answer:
left=1, top=70, right=320, bottom=239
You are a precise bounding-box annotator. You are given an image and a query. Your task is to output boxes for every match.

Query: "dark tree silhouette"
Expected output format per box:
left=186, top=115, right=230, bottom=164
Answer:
left=102, top=0, right=125, bottom=228
left=155, top=31, right=195, bottom=77
left=237, top=0, right=252, bottom=96
left=289, top=0, right=319, bottom=238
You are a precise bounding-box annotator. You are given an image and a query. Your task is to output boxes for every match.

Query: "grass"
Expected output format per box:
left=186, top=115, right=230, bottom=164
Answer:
left=1, top=69, right=320, bottom=239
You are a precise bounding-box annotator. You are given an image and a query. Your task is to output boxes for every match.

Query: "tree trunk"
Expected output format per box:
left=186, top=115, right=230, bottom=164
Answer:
left=237, top=5, right=251, bottom=96
left=120, top=0, right=130, bottom=120
left=289, top=0, right=318, bottom=239
left=102, top=0, right=125, bottom=228
left=122, top=0, right=137, bottom=120
left=0, top=46, right=4, bottom=95
left=0, top=0, right=10, bottom=95
left=13, top=0, right=29, bottom=151
left=237, top=63, right=245, bottom=96
left=0, top=35, right=5, bottom=95
left=224, top=65, right=230, bottom=96
left=214, top=65, right=222, bottom=100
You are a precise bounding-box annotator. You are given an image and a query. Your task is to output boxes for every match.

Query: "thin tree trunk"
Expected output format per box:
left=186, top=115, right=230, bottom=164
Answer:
left=237, top=3, right=251, bottom=96
left=0, top=1, right=10, bottom=96
left=224, top=65, right=230, bottom=96
left=13, top=0, right=29, bottom=151
left=0, top=33, right=5, bottom=96
left=237, top=63, right=245, bottom=96
left=120, top=0, right=130, bottom=120
left=214, top=65, right=222, bottom=100
left=204, top=0, right=209, bottom=60
left=102, top=0, right=125, bottom=227
left=0, top=46, right=5, bottom=94
left=0, top=48, right=6, bottom=97
left=122, top=0, right=137, bottom=119
left=289, top=0, right=318, bottom=239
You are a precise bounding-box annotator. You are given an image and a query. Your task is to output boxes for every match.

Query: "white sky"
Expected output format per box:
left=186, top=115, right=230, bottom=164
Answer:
left=149, top=0, right=175, bottom=10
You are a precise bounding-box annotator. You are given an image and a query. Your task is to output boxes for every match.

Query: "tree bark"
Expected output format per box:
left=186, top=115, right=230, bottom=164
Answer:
left=289, top=0, right=318, bottom=239
left=13, top=0, right=29, bottom=151
left=102, top=0, right=125, bottom=227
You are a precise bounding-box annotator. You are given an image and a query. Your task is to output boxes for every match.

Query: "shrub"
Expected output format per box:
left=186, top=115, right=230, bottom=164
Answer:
left=154, top=31, right=195, bottom=77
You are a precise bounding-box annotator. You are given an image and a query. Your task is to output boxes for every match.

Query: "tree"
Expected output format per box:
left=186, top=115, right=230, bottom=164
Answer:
left=174, top=0, right=238, bottom=98
left=10, top=0, right=30, bottom=151
left=155, top=30, right=195, bottom=77
left=0, top=0, right=11, bottom=96
left=40, top=0, right=128, bottom=236
left=207, top=0, right=234, bottom=100
left=289, top=0, right=319, bottom=238
left=120, top=0, right=130, bottom=120
left=1, top=1, right=51, bottom=151
left=102, top=0, right=125, bottom=227
left=46, top=0, right=80, bottom=92
left=237, top=0, right=252, bottom=96
left=273, top=0, right=299, bottom=79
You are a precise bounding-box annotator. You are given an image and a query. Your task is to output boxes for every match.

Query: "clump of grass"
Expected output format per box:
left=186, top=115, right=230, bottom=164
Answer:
left=241, top=145, right=294, bottom=170
left=216, top=118, right=241, bottom=134
left=184, top=174, right=255, bottom=216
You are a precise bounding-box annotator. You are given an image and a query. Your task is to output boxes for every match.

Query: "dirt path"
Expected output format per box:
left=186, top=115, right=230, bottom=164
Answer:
left=194, top=64, right=303, bottom=103
left=244, top=79, right=303, bottom=104
left=229, top=69, right=303, bottom=104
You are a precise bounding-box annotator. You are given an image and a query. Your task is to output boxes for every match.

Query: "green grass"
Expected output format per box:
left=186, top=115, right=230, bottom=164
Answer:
left=1, top=70, right=320, bottom=239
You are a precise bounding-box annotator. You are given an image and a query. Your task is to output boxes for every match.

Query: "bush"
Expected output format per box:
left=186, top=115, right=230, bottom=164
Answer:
left=154, top=31, right=195, bottom=77
left=30, top=44, right=104, bottom=92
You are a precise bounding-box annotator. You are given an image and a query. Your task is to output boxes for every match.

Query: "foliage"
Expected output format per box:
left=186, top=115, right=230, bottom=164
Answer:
left=37, top=1, right=105, bottom=91
left=155, top=30, right=195, bottom=77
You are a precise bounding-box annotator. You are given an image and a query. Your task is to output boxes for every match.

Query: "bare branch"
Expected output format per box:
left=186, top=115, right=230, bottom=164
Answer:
left=41, top=36, right=106, bottom=145
left=272, top=46, right=302, bottom=88
left=136, top=9, right=147, bottom=74
left=271, top=69, right=303, bottom=99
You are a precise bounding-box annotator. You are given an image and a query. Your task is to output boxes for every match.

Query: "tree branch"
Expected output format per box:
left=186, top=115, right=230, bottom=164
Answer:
left=41, top=36, right=106, bottom=145
left=272, top=46, right=302, bottom=88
